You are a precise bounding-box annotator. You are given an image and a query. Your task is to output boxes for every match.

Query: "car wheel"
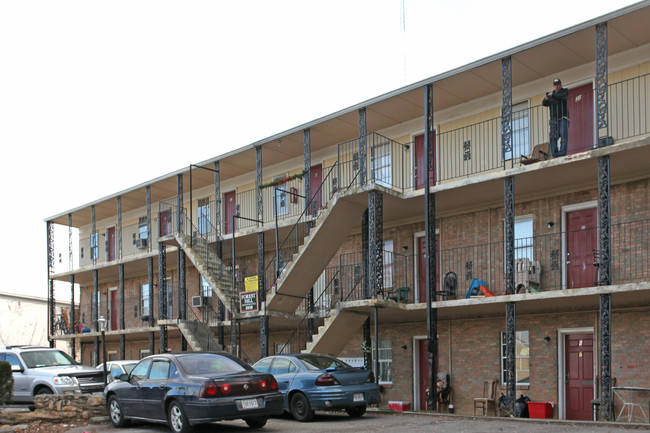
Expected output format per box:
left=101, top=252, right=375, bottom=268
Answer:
left=290, top=392, right=314, bottom=422
left=107, top=395, right=129, bottom=428
left=168, top=400, right=193, bottom=433
left=345, top=405, right=367, bottom=418
left=244, top=416, right=268, bottom=428
left=35, top=387, right=53, bottom=395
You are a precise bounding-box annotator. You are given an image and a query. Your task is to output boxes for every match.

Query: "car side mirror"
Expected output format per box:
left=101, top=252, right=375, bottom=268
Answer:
left=118, top=373, right=130, bottom=381
left=11, top=365, right=23, bottom=373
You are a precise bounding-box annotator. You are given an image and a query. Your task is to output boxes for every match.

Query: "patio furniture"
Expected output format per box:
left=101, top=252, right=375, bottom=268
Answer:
left=386, top=286, right=409, bottom=303
left=474, top=379, right=497, bottom=416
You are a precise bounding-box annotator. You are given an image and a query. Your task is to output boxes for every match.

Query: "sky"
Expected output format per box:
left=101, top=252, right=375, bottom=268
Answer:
left=0, top=0, right=642, bottom=301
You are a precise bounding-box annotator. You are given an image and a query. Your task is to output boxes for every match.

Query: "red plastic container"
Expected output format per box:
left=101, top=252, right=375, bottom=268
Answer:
left=388, top=401, right=411, bottom=411
left=527, top=401, right=553, bottom=419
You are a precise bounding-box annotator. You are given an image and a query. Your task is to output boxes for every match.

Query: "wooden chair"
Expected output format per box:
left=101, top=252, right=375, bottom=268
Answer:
left=473, top=379, right=497, bottom=416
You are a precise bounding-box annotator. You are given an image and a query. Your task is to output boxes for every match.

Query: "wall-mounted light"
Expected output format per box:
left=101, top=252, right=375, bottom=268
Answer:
left=401, top=345, right=408, bottom=350
left=547, top=221, right=554, bottom=228
left=544, top=336, right=551, bottom=342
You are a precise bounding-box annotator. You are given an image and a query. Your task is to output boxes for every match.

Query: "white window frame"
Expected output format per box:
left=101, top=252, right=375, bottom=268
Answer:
left=197, top=198, right=210, bottom=235
left=372, top=141, right=392, bottom=187
left=383, top=240, right=394, bottom=291
left=503, top=101, right=530, bottom=161
left=201, top=276, right=212, bottom=298
left=141, top=283, right=150, bottom=317
left=274, top=342, right=290, bottom=355
left=273, top=179, right=289, bottom=217
left=500, top=330, right=530, bottom=386
left=372, top=337, right=393, bottom=384
left=515, top=216, right=534, bottom=261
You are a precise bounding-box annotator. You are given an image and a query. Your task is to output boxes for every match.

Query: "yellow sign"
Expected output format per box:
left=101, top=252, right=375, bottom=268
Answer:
left=245, top=275, right=258, bottom=292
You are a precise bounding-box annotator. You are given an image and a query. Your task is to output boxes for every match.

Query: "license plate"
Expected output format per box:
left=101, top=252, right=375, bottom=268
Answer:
left=240, top=398, right=259, bottom=409
left=353, top=393, right=364, bottom=402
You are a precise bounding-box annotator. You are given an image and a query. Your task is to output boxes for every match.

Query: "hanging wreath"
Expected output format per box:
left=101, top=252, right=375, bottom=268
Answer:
left=258, top=169, right=308, bottom=190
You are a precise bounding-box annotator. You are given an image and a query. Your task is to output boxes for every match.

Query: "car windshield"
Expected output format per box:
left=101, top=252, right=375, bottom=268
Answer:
left=21, top=350, right=77, bottom=368
left=177, top=353, right=248, bottom=375
left=296, top=355, right=350, bottom=371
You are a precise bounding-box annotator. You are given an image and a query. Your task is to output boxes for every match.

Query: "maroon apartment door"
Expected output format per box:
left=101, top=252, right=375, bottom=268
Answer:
left=159, top=210, right=172, bottom=237
left=418, top=339, right=429, bottom=409
left=567, top=84, right=594, bottom=154
left=414, top=133, right=436, bottom=190
left=223, top=191, right=237, bottom=235
left=565, top=333, right=594, bottom=420
left=110, top=290, right=118, bottom=331
left=310, top=164, right=322, bottom=213
left=566, top=208, right=597, bottom=289
left=417, top=235, right=440, bottom=302
left=107, top=227, right=116, bottom=261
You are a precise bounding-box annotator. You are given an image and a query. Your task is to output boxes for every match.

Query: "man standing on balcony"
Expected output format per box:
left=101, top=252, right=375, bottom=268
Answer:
left=542, top=78, right=569, bottom=157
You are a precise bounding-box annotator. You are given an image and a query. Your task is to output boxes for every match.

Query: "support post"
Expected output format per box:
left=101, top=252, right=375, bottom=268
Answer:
left=362, top=209, right=369, bottom=299
left=117, top=196, right=122, bottom=260
left=359, top=108, right=367, bottom=185
left=179, top=248, right=187, bottom=351
left=501, top=57, right=513, bottom=167
left=259, top=232, right=268, bottom=358
left=598, top=155, right=612, bottom=420
left=368, top=191, right=383, bottom=298
left=148, top=257, right=154, bottom=355
left=70, top=275, right=76, bottom=359
left=504, top=176, right=516, bottom=413
left=158, top=242, right=167, bottom=353
left=119, top=264, right=125, bottom=359
left=596, top=23, right=610, bottom=146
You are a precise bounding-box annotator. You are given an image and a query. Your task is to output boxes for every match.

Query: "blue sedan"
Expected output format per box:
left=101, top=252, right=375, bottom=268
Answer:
left=104, top=352, right=284, bottom=432
left=253, top=354, right=379, bottom=422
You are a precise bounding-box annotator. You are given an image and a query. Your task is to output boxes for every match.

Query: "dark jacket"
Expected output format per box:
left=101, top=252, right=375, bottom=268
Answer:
left=542, top=87, right=569, bottom=120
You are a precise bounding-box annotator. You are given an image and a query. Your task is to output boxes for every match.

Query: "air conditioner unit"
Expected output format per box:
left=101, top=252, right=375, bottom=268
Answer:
left=191, top=296, right=203, bottom=308
left=135, top=238, right=148, bottom=249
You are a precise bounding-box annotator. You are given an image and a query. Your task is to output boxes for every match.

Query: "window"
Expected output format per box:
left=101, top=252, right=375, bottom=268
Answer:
left=269, top=358, right=297, bottom=375
left=273, top=179, right=289, bottom=217
left=165, top=278, right=173, bottom=320
left=383, top=240, right=394, bottom=291
left=131, top=359, right=152, bottom=381
left=139, top=349, right=151, bottom=359
left=149, top=360, right=171, bottom=380
left=372, top=142, right=392, bottom=187
left=515, top=217, right=534, bottom=261
left=197, top=198, right=210, bottom=235
left=90, top=233, right=99, bottom=260
left=201, top=276, right=212, bottom=298
left=274, top=342, right=290, bottom=355
left=141, top=283, right=150, bottom=317
left=504, top=101, right=530, bottom=160
left=138, top=217, right=148, bottom=239
left=500, top=330, right=530, bottom=386
left=372, top=337, right=393, bottom=384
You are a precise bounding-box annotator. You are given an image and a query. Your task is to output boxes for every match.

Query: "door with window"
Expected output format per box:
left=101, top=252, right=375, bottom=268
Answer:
left=107, top=227, right=116, bottom=261
left=565, top=333, right=594, bottom=420
left=566, top=208, right=597, bottom=289
left=309, top=164, right=322, bottom=214
left=159, top=210, right=172, bottom=237
left=223, top=191, right=237, bottom=235
left=567, top=84, right=594, bottom=154
left=414, top=133, right=436, bottom=190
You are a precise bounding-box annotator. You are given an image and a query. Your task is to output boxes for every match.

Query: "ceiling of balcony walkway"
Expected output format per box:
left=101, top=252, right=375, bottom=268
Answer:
left=48, top=4, right=650, bottom=228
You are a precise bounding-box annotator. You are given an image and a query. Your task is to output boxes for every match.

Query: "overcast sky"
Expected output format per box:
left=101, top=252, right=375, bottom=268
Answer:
left=0, top=0, right=641, bottom=300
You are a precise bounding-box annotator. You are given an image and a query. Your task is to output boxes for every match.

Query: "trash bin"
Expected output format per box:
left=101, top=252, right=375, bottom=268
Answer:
left=527, top=401, right=553, bottom=419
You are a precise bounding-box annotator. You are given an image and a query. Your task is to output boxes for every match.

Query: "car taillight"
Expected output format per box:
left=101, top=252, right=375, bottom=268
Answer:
left=260, top=380, right=268, bottom=390
left=270, top=376, right=278, bottom=390
left=367, top=371, right=375, bottom=383
left=315, top=373, right=340, bottom=386
left=221, top=383, right=231, bottom=394
left=200, top=382, right=219, bottom=398
left=259, top=376, right=278, bottom=391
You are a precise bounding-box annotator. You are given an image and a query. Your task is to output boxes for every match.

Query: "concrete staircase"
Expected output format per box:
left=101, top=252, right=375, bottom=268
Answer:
left=177, top=319, right=221, bottom=351
left=266, top=195, right=367, bottom=313
left=304, top=309, right=369, bottom=355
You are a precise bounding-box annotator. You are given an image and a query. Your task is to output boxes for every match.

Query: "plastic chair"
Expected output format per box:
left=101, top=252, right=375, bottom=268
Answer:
left=386, top=286, right=409, bottom=303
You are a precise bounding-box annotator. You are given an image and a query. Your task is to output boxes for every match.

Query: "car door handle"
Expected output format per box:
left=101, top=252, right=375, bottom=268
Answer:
left=159, top=384, right=165, bottom=389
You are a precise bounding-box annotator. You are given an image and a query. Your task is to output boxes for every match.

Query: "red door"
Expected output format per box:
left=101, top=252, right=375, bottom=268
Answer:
left=567, top=84, right=594, bottom=154
left=309, top=164, right=322, bottom=213
left=414, top=132, right=436, bottom=190
left=566, top=208, right=597, bottom=289
left=110, top=290, right=118, bottom=331
left=565, top=333, right=594, bottom=420
left=159, top=210, right=172, bottom=237
left=418, top=339, right=429, bottom=410
left=223, top=191, right=237, bottom=235
left=417, top=235, right=440, bottom=302
left=107, top=227, right=116, bottom=261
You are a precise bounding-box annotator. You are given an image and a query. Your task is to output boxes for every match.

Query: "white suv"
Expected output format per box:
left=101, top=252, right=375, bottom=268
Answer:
left=0, top=345, right=105, bottom=402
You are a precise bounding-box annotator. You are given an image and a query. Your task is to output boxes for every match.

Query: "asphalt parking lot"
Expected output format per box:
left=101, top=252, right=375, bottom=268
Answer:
left=67, top=410, right=649, bottom=433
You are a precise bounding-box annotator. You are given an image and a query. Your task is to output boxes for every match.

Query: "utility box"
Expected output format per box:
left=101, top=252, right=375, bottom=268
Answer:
left=527, top=401, right=553, bottom=419
left=388, top=401, right=411, bottom=411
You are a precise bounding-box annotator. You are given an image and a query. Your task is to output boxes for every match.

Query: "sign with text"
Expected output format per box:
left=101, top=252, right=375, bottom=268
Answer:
left=245, top=275, right=258, bottom=292
left=240, top=290, right=258, bottom=313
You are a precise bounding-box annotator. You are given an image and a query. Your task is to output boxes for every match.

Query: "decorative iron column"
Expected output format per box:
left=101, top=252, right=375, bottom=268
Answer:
left=256, top=146, right=263, bottom=225
left=362, top=209, right=369, bottom=299
left=598, top=155, right=612, bottom=420
left=307, top=288, right=315, bottom=341
left=502, top=57, right=513, bottom=167
left=368, top=191, right=383, bottom=298
left=91, top=205, right=96, bottom=265
left=179, top=246, right=187, bottom=351
left=146, top=186, right=152, bottom=252
left=117, top=196, right=122, bottom=259
left=304, top=128, right=315, bottom=234
left=214, top=161, right=222, bottom=248
left=363, top=318, right=371, bottom=369
left=93, top=269, right=99, bottom=364
left=425, top=83, right=438, bottom=411
left=119, top=264, right=125, bottom=359
left=46, top=221, right=55, bottom=347
left=70, top=275, right=75, bottom=358
left=259, top=232, right=268, bottom=358
left=158, top=242, right=167, bottom=352
left=596, top=23, right=610, bottom=146
left=177, top=174, right=183, bottom=234
left=68, top=214, right=73, bottom=271
left=504, top=176, right=516, bottom=412
left=148, top=257, right=155, bottom=354
left=359, top=108, right=367, bottom=185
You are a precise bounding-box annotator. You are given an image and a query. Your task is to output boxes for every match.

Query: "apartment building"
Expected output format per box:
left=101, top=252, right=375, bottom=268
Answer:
left=46, top=3, right=650, bottom=422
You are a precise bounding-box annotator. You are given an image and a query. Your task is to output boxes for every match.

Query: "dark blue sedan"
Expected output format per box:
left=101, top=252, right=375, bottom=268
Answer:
left=104, top=352, right=284, bottom=432
left=253, top=354, right=379, bottom=422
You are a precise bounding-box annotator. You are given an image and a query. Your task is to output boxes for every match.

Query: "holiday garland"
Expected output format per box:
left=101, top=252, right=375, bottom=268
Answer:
left=258, top=169, right=308, bottom=190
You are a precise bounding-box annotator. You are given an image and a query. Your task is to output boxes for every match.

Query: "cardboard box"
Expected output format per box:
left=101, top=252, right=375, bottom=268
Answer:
left=388, top=401, right=411, bottom=411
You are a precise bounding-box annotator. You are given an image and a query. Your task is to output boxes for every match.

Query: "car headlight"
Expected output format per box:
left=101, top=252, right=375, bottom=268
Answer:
left=52, top=376, right=78, bottom=386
